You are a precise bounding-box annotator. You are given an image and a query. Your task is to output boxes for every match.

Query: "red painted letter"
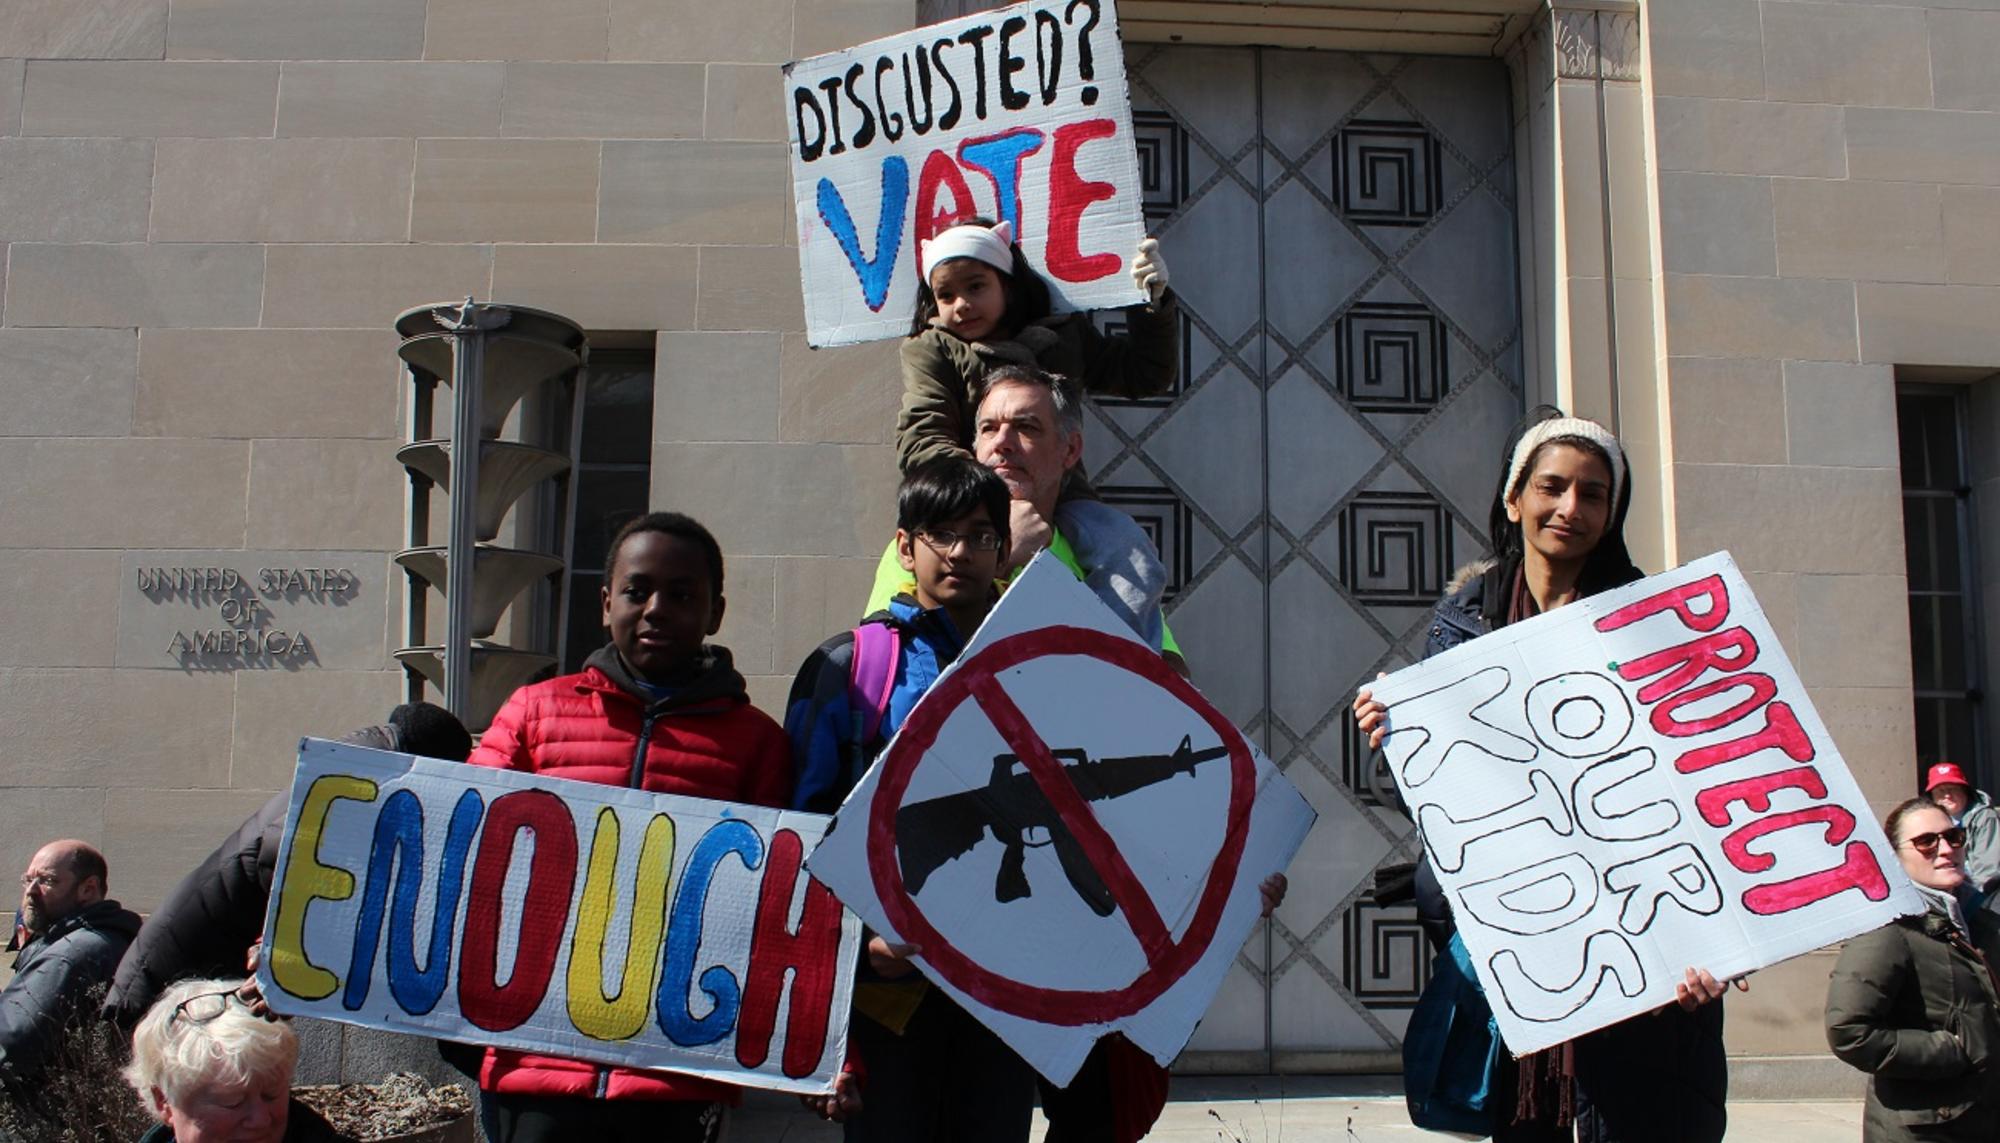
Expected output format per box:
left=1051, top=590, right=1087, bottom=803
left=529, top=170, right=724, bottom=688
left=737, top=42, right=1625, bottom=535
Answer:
left=1651, top=673, right=1778, bottom=738
left=1675, top=701, right=1814, bottom=774
left=1743, top=842, right=1892, bottom=915
left=1695, top=765, right=1829, bottom=828
left=1044, top=118, right=1120, bottom=282
left=458, top=790, right=577, bottom=1033
left=1595, top=574, right=1731, bottom=635
left=1721, top=806, right=1856, bottom=875
left=735, top=830, right=848, bottom=1078
left=1617, top=626, right=1760, bottom=705
left=913, top=149, right=978, bottom=281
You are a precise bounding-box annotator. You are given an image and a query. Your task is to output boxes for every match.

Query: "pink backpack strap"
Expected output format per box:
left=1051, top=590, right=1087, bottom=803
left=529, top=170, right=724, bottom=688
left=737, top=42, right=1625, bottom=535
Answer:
left=849, top=620, right=902, bottom=747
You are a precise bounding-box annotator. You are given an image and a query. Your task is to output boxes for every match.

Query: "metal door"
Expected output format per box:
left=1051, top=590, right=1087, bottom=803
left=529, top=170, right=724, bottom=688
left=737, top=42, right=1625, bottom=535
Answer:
left=1085, top=44, right=1522, bottom=1069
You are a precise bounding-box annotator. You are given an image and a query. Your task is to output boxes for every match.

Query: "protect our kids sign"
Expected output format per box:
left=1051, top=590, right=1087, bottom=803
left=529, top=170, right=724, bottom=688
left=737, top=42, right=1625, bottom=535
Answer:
left=784, top=0, right=1148, bottom=347
left=257, top=738, right=863, bottom=1094
left=806, top=555, right=1316, bottom=1086
left=1371, top=552, right=1921, bottom=1057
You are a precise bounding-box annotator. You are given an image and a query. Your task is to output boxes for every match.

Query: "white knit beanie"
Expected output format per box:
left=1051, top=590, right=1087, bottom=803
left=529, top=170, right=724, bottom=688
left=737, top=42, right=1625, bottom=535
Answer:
left=919, top=220, right=1015, bottom=282
left=1503, top=416, right=1626, bottom=509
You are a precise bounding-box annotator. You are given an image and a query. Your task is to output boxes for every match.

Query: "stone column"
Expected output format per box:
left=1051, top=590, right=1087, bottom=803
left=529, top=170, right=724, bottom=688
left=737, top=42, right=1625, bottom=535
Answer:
left=1508, top=3, right=1669, bottom=573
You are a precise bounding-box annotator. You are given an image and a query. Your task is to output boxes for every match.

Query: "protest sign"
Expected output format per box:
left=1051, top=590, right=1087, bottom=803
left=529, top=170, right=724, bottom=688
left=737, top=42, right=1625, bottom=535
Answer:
left=784, top=0, right=1147, bottom=346
left=806, top=554, right=1316, bottom=1085
left=258, top=738, right=861, bottom=1094
left=1372, top=551, right=1920, bottom=1056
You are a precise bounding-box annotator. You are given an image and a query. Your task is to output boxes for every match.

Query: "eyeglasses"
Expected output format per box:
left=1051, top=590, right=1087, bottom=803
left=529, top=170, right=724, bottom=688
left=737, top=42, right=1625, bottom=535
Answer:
left=172, top=988, right=247, bottom=1025
left=916, top=528, right=1003, bottom=553
left=19, top=873, right=59, bottom=892
left=1902, top=827, right=1968, bottom=856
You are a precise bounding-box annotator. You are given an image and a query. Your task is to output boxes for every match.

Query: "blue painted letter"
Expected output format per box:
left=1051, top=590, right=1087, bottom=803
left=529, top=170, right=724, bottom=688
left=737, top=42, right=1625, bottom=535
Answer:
left=817, top=155, right=909, bottom=312
left=957, top=128, right=1046, bottom=240
left=344, top=788, right=483, bottom=1016
left=656, top=819, right=765, bottom=1047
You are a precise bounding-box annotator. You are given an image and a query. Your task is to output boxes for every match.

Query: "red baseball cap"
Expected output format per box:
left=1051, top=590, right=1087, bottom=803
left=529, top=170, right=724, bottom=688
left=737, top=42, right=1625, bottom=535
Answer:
left=1926, top=762, right=1973, bottom=792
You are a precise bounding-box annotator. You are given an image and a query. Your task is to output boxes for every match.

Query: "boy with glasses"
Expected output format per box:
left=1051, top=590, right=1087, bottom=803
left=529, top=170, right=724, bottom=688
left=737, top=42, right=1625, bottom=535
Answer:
left=784, top=457, right=1036, bottom=1141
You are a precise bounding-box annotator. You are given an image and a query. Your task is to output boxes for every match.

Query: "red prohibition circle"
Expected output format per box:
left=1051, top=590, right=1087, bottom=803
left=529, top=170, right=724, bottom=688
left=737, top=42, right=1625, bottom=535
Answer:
left=867, top=625, right=1256, bottom=1025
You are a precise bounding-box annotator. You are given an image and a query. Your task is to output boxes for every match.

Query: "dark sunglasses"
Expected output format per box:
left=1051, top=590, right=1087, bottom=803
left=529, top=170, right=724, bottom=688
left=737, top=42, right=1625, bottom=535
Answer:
left=1902, top=826, right=1968, bottom=856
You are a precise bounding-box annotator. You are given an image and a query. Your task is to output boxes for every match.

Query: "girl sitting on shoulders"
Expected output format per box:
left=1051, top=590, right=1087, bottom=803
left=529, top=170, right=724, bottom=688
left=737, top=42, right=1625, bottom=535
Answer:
left=896, top=217, right=1176, bottom=651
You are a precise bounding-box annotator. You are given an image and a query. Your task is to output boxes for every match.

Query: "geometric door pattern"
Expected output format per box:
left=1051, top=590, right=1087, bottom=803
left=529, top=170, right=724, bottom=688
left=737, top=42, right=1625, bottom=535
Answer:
left=1088, top=46, right=1521, bottom=1069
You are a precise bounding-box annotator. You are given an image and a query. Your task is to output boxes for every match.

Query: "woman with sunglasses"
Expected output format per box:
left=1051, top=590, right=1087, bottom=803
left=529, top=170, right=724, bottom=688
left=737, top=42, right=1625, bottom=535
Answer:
left=1826, top=797, right=2000, bottom=1141
left=125, top=977, right=350, bottom=1143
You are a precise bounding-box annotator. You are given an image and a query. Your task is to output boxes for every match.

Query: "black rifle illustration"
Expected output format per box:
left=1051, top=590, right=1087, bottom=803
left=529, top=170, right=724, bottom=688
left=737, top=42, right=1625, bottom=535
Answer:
left=895, top=735, right=1228, bottom=917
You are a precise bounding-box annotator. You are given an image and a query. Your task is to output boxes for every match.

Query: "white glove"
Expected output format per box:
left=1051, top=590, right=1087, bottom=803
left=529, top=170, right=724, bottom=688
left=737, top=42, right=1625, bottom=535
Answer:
left=1131, top=237, right=1169, bottom=304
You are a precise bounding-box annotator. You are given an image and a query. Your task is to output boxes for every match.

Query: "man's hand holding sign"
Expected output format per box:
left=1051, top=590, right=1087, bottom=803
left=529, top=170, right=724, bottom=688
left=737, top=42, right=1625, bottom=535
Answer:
left=1363, top=552, right=1919, bottom=1057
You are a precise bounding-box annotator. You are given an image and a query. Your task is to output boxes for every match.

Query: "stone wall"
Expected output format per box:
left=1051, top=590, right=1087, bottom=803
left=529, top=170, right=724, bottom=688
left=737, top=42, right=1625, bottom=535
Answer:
left=0, top=0, right=916, bottom=925
left=1644, top=0, right=2000, bottom=1063
left=4, top=0, right=1991, bottom=1076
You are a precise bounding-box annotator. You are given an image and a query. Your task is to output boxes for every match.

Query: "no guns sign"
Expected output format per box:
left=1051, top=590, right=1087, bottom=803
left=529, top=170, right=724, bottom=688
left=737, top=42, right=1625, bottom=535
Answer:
left=806, top=555, right=1316, bottom=1086
left=874, top=627, right=1254, bottom=1023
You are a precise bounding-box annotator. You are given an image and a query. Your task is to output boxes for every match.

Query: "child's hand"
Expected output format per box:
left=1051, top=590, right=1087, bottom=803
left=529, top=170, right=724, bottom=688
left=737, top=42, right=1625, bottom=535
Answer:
left=800, top=1068, right=863, bottom=1122
left=1132, top=237, right=1170, bottom=304
left=1007, top=500, right=1054, bottom=572
left=867, top=935, right=922, bottom=978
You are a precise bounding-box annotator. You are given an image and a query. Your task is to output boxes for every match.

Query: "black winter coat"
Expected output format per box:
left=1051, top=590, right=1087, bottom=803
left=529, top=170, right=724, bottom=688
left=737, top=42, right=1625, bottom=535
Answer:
left=137, top=1097, right=352, bottom=1142
left=1, top=898, right=141, bottom=1091
left=100, top=791, right=286, bottom=1032
left=1826, top=900, right=2000, bottom=1141
left=102, top=724, right=401, bottom=1031
left=1410, top=558, right=1727, bottom=1143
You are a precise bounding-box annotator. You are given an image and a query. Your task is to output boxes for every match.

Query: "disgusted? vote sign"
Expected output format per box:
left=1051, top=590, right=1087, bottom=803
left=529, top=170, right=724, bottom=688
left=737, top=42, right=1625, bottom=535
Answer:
left=784, top=0, right=1146, bottom=346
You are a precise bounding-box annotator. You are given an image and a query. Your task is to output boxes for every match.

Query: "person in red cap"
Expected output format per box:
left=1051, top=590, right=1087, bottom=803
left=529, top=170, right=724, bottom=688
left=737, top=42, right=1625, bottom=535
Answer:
left=1925, top=762, right=2000, bottom=895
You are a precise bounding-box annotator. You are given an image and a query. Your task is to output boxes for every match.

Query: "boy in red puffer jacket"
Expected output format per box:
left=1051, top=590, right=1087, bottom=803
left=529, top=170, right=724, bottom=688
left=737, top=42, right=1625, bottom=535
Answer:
left=468, top=511, right=790, bottom=1143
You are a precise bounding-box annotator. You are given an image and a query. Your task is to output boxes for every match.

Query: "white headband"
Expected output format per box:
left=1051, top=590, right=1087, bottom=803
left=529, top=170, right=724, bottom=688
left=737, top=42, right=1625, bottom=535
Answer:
left=1505, top=416, right=1626, bottom=511
left=920, top=221, right=1015, bottom=282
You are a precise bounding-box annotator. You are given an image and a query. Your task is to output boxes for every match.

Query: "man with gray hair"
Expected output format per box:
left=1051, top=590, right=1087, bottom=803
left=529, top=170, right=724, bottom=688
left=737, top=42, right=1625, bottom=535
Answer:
left=861, top=363, right=1179, bottom=666
left=973, top=363, right=1180, bottom=1138
left=971, top=363, right=1084, bottom=566
left=971, top=363, right=1175, bottom=664
left=1, top=840, right=140, bottom=1093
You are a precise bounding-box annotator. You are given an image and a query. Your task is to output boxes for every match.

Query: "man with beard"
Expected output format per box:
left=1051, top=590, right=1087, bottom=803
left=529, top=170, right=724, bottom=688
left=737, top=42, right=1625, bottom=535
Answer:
left=2, top=840, right=140, bottom=1094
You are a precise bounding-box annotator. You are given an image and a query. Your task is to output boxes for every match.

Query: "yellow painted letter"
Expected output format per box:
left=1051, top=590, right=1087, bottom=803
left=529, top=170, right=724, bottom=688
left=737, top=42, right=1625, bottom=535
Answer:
left=567, top=809, right=676, bottom=1041
left=269, top=775, right=378, bottom=1001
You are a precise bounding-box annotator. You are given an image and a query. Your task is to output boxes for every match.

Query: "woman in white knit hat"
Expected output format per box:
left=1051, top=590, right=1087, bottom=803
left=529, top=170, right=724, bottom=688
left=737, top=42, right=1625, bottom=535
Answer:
left=1353, top=406, right=1733, bottom=1143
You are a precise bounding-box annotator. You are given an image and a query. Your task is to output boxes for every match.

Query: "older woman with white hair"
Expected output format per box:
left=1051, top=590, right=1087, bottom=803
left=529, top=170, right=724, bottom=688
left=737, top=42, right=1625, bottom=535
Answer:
left=125, top=977, right=348, bottom=1143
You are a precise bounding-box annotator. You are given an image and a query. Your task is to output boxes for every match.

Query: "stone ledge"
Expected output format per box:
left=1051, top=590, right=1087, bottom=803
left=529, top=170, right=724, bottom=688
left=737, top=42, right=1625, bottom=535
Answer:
left=1729, top=1054, right=1867, bottom=1102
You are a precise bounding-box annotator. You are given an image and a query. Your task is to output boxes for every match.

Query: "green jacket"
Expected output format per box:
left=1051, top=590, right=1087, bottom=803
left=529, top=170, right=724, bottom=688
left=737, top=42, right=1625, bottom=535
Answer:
left=895, top=298, right=1179, bottom=475
left=1826, top=898, right=2000, bottom=1141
